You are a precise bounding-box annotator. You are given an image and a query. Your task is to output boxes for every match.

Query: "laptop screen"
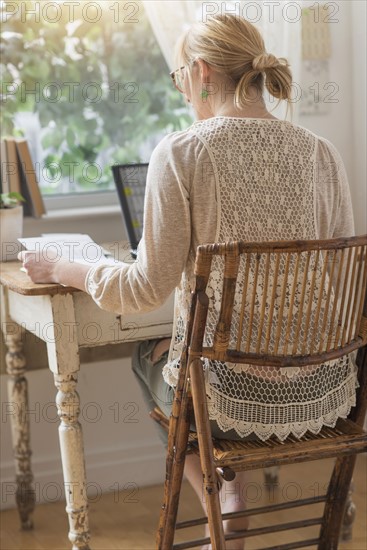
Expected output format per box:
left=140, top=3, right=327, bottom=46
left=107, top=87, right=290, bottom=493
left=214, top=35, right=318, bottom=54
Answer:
left=112, top=163, right=149, bottom=252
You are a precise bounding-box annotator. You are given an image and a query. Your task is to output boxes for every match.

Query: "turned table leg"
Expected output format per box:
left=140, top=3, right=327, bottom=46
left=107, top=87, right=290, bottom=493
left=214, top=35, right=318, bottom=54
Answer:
left=54, top=372, right=90, bottom=550
left=47, top=293, right=90, bottom=549
left=4, top=323, right=35, bottom=529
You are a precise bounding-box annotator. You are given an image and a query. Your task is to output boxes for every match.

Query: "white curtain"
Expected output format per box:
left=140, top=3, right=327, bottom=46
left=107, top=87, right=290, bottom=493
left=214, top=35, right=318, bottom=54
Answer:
left=142, top=1, right=302, bottom=121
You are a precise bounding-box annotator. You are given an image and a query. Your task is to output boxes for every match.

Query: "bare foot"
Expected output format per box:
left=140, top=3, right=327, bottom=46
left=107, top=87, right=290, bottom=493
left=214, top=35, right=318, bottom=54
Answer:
left=201, top=480, right=248, bottom=550
left=201, top=528, right=245, bottom=550
left=184, top=455, right=248, bottom=550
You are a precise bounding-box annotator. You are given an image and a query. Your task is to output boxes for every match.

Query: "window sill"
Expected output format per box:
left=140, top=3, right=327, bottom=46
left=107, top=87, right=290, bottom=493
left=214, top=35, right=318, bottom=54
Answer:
left=24, top=204, right=121, bottom=224
left=22, top=205, right=125, bottom=243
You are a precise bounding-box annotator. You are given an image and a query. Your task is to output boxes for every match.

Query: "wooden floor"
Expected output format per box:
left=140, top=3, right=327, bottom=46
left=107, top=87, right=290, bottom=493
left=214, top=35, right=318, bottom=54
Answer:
left=1, top=455, right=366, bottom=550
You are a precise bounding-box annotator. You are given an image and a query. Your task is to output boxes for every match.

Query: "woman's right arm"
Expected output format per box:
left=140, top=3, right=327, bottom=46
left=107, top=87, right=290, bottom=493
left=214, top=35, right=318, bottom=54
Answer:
left=84, top=132, right=196, bottom=316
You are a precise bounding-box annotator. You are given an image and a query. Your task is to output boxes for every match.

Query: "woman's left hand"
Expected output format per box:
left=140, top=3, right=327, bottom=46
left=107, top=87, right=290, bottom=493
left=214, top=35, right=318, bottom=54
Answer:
left=17, top=250, right=65, bottom=284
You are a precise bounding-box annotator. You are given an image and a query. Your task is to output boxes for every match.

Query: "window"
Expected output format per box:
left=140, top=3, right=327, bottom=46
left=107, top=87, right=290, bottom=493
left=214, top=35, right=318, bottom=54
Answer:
left=1, top=0, right=193, bottom=202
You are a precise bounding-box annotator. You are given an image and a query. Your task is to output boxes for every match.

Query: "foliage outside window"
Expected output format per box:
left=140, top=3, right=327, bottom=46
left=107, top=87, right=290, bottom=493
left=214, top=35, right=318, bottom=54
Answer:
left=0, top=0, right=193, bottom=195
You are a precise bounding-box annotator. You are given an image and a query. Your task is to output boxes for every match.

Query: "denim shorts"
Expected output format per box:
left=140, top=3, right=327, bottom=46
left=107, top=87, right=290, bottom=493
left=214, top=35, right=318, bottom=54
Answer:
left=131, top=338, right=259, bottom=446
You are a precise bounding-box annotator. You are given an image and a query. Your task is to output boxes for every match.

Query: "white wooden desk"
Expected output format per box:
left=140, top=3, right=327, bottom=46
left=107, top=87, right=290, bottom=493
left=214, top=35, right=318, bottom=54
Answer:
left=0, top=253, right=174, bottom=549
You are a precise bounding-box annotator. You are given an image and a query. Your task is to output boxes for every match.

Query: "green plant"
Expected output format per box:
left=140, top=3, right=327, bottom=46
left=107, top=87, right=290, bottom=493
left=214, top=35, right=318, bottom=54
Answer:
left=0, top=192, right=26, bottom=209
left=0, top=1, right=192, bottom=194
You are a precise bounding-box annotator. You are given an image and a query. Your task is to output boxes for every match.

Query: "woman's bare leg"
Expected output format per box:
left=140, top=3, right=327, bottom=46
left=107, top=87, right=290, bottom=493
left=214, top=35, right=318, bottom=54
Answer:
left=184, top=454, right=249, bottom=549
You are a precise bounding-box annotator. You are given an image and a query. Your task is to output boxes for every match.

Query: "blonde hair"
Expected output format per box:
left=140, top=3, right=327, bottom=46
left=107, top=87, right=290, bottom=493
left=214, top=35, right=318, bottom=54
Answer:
left=176, top=14, right=293, bottom=115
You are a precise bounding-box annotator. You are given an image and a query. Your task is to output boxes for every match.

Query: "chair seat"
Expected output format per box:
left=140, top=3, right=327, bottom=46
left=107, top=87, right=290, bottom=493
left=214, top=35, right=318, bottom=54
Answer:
left=151, top=407, right=367, bottom=471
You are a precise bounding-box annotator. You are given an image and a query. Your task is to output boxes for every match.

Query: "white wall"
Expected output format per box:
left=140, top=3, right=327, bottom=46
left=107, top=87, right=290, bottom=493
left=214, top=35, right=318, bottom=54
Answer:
left=298, top=0, right=366, bottom=234
left=1, top=0, right=366, bottom=512
left=351, top=0, right=367, bottom=234
left=0, top=351, right=167, bottom=511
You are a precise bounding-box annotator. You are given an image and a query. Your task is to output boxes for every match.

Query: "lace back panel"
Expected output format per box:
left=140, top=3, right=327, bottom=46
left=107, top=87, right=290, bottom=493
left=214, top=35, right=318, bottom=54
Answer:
left=163, top=118, right=360, bottom=441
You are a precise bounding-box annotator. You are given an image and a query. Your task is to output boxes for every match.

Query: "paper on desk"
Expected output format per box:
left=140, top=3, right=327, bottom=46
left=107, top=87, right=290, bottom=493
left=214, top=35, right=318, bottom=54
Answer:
left=18, top=233, right=125, bottom=267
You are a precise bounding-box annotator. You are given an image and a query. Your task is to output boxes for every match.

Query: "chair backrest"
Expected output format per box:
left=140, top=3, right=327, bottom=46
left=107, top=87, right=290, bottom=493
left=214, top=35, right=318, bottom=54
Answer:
left=189, top=236, right=367, bottom=368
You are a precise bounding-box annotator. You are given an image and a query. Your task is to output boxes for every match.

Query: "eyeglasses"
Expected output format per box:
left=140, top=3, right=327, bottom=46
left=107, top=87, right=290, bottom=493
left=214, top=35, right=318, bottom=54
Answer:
left=169, top=66, right=186, bottom=94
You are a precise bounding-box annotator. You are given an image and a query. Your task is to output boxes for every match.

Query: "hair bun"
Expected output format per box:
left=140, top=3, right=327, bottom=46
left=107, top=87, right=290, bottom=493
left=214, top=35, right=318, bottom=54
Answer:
left=252, top=53, right=279, bottom=72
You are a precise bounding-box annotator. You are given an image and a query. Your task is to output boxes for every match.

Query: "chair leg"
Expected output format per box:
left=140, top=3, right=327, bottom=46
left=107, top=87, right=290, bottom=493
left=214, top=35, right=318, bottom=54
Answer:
left=159, top=412, right=191, bottom=550
left=156, top=366, right=192, bottom=550
left=190, top=358, right=226, bottom=550
left=318, top=454, right=357, bottom=549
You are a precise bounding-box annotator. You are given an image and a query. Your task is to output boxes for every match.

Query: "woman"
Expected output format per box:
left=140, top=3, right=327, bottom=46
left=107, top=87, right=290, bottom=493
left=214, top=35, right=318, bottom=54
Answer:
left=20, top=14, right=356, bottom=549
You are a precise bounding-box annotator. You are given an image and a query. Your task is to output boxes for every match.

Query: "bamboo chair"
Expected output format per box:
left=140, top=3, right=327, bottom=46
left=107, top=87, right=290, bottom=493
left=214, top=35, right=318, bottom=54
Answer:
left=152, top=235, right=367, bottom=550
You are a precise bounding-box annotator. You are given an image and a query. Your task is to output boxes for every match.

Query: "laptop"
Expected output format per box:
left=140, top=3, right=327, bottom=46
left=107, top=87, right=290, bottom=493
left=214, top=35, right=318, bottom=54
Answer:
left=112, top=163, right=149, bottom=259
